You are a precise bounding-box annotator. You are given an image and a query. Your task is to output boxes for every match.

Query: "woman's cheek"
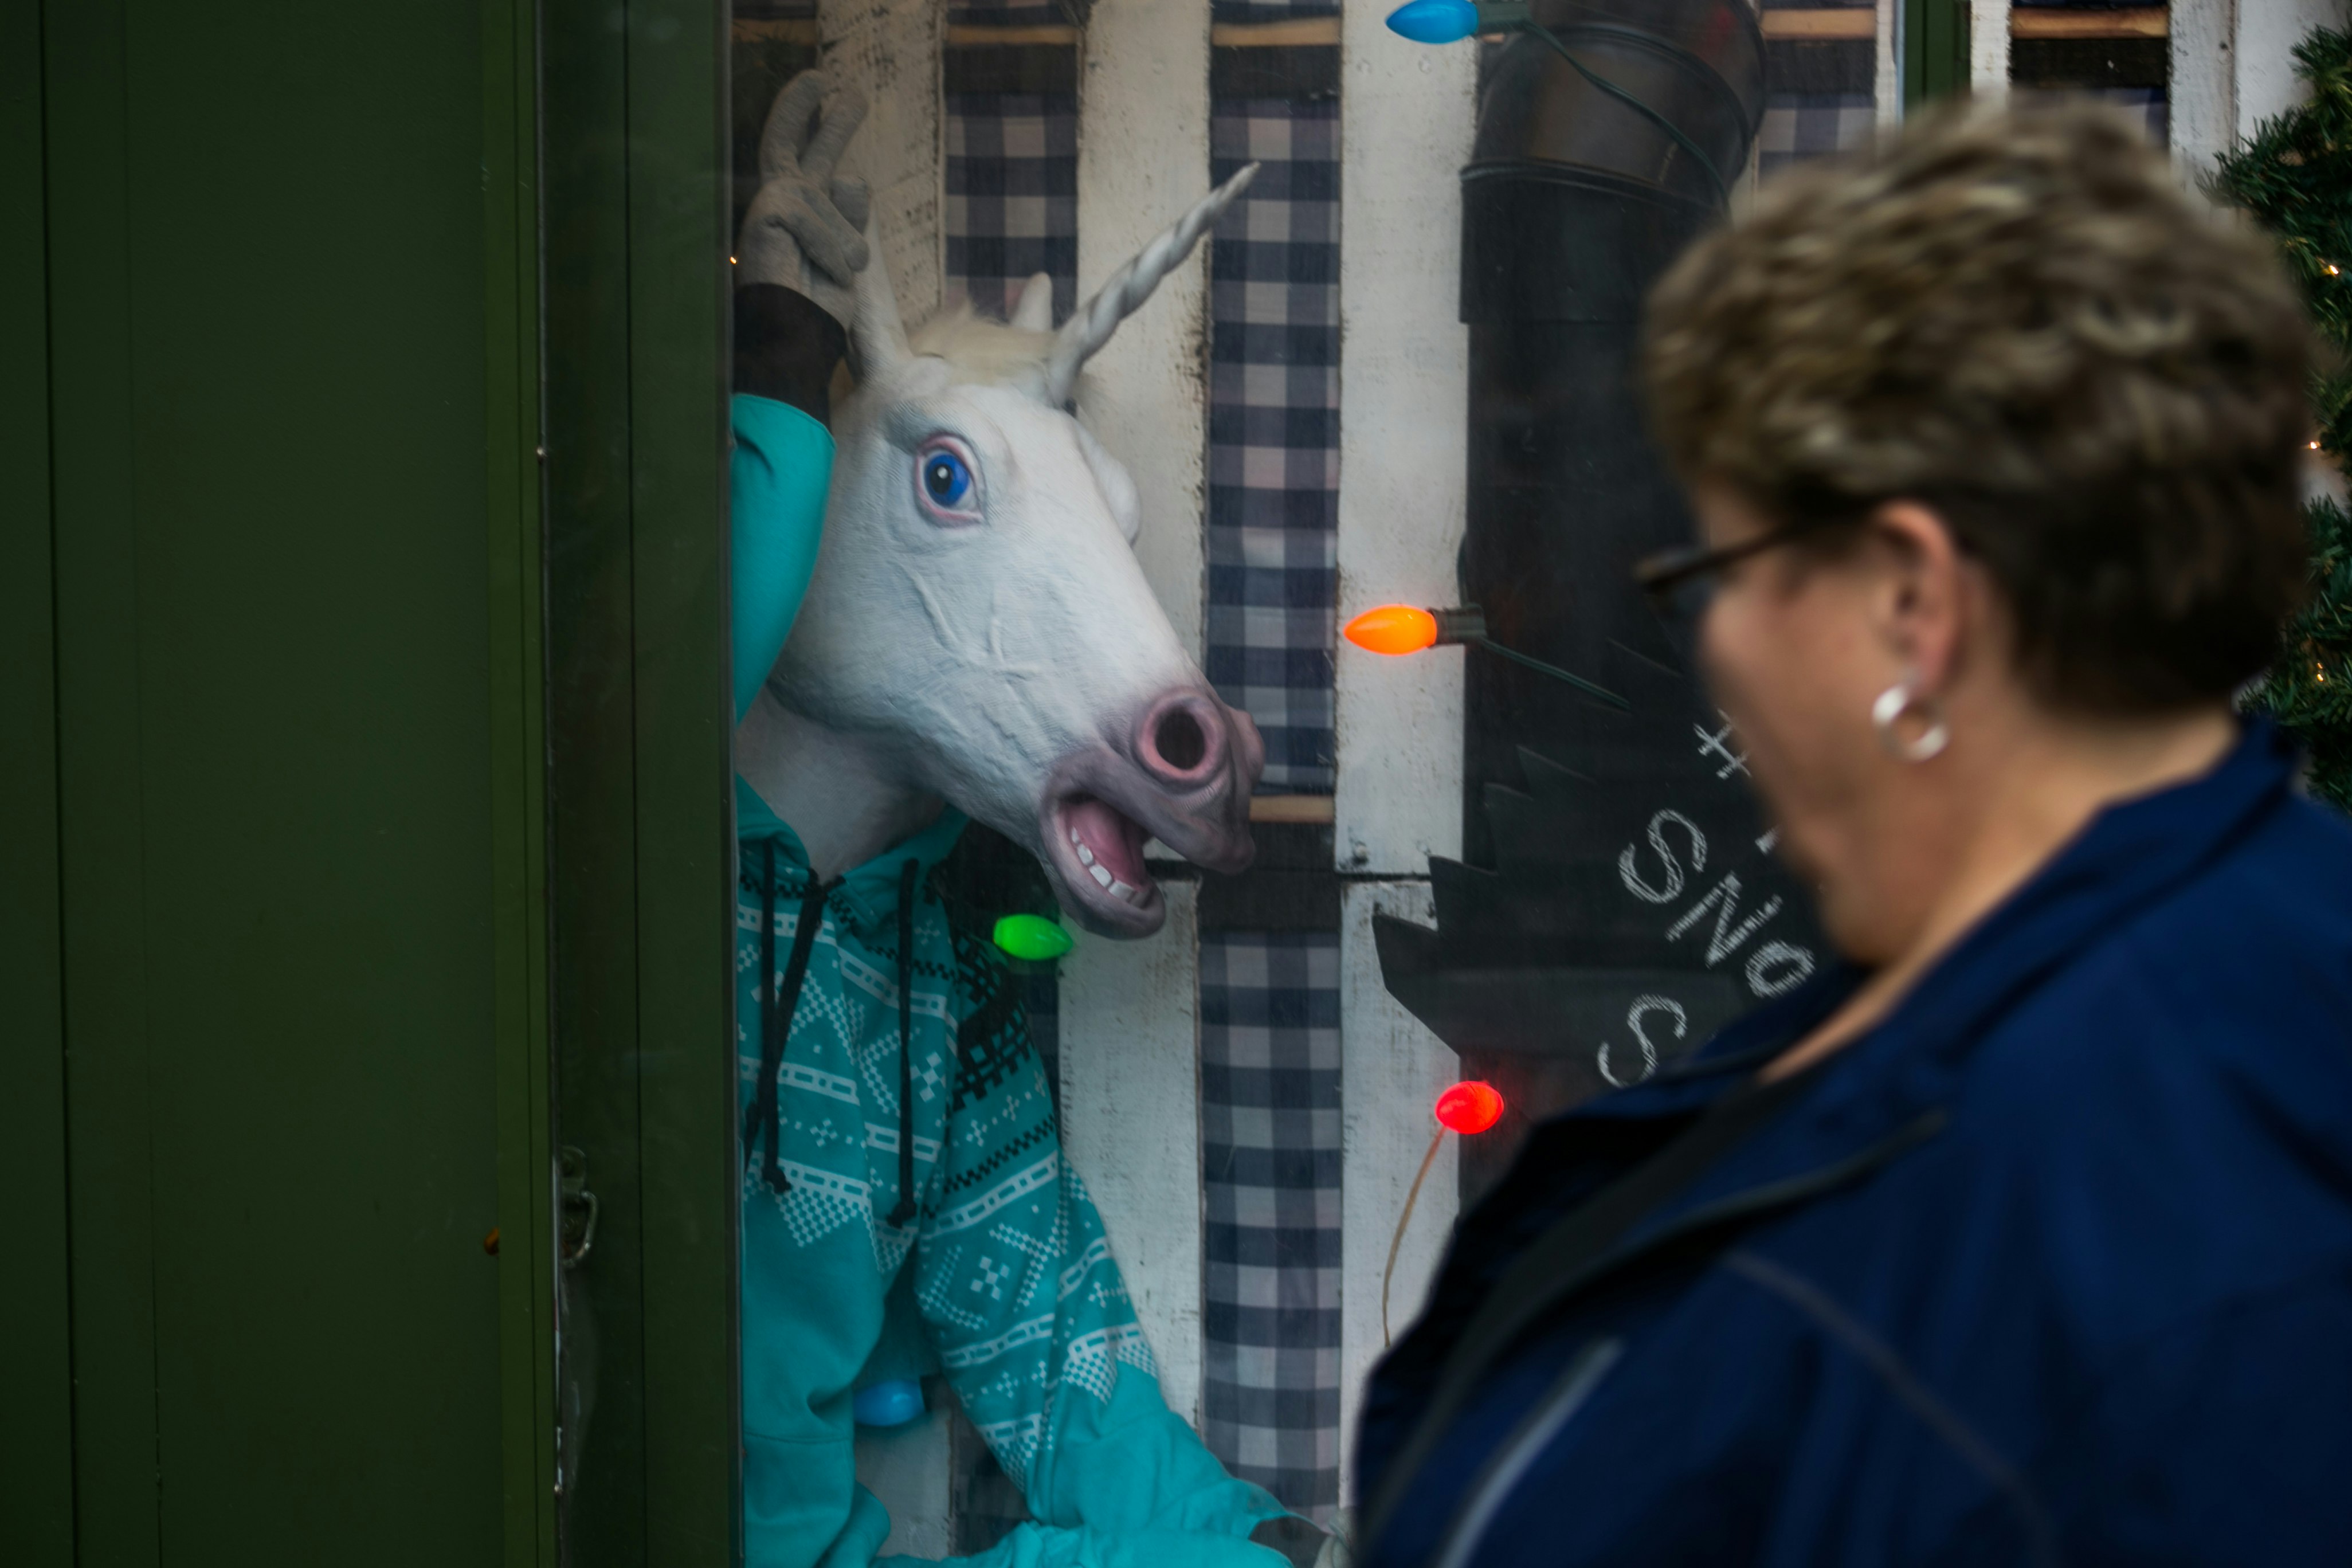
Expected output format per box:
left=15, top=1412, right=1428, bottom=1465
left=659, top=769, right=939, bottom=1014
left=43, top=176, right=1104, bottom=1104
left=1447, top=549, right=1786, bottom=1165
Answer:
left=1698, top=601, right=1769, bottom=727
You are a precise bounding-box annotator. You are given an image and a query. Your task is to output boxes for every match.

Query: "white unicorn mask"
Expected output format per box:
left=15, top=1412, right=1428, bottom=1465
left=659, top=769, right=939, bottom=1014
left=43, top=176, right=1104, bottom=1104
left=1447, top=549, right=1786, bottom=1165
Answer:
left=739, top=167, right=1265, bottom=937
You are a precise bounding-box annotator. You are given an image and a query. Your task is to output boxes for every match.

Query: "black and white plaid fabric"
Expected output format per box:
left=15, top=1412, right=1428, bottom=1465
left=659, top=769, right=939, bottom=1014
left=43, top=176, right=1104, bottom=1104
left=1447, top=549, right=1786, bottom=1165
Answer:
left=1199, top=931, right=1343, bottom=1524
left=1208, top=100, right=1341, bottom=794
left=946, top=91, right=1079, bottom=324
left=1757, top=1, right=1877, bottom=181
left=1758, top=93, right=1877, bottom=178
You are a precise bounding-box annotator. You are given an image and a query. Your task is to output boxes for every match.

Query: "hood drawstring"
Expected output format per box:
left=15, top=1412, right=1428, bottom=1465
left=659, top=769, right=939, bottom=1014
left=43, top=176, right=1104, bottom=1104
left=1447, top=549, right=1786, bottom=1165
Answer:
left=747, top=836, right=834, bottom=1195
left=886, top=857, right=921, bottom=1228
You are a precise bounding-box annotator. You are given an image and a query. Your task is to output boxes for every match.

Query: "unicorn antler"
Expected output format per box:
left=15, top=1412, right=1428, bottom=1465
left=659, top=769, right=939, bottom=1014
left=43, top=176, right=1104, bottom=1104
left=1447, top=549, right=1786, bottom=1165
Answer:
left=1042, top=163, right=1260, bottom=404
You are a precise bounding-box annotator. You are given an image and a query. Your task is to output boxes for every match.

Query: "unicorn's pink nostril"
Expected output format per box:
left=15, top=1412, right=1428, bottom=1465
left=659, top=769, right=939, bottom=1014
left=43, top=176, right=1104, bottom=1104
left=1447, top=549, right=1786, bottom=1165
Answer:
left=1156, top=709, right=1206, bottom=770
left=1137, top=692, right=1226, bottom=783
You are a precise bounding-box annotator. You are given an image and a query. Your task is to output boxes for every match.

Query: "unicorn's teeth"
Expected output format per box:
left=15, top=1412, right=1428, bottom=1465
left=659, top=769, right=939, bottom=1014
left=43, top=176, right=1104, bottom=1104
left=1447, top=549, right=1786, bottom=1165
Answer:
left=1110, top=879, right=1138, bottom=902
left=1077, top=842, right=1096, bottom=867
left=1089, top=863, right=1114, bottom=889
left=1069, top=827, right=1082, bottom=845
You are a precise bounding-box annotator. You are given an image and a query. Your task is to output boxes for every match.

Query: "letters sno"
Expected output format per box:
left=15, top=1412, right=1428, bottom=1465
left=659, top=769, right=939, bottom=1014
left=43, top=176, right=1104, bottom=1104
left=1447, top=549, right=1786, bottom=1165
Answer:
left=1601, top=808, right=1816, bottom=1086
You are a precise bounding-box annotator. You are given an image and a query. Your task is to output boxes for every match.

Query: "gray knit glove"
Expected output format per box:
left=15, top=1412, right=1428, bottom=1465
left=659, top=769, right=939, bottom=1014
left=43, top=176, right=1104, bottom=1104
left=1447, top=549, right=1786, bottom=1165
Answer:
left=736, top=70, right=872, bottom=328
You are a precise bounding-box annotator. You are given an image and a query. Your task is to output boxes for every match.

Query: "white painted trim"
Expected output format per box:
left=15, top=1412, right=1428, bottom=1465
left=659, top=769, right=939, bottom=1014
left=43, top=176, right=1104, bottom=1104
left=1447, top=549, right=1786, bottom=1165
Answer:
left=1877, top=0, right=1903, bottom=123
left=1969, top=0, right=2011, bottom=98
left=1332, top=5, right=1476, bottom=876
left=1073, top=0, right=1216, bottom=663
left=1059, top=882, right=1205, bottom=1424
left=1338, top=882, right=1460, bottom=1508
left=821, top=0, right=946, bottom=324
left=2170, top=0, right=2239, bottom=175
left=2239, top=0, right=2349, bottom=142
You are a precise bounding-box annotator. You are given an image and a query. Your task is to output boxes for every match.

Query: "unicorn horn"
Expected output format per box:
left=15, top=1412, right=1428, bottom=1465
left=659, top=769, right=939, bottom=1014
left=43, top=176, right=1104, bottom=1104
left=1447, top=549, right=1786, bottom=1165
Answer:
left=1042, top=163, right=1259, bottom=405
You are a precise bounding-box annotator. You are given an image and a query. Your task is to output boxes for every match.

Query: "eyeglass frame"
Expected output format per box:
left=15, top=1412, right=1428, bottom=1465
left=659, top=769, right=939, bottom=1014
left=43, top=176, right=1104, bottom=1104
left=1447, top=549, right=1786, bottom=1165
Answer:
left=1632, top=511, right=1856, bottom=625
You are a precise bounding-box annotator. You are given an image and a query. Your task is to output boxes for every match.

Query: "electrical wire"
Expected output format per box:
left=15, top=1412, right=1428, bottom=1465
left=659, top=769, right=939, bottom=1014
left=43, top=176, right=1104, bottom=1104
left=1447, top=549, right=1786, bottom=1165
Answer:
left=1382, top=1125, right=1450, bottom=1345
left=1470, top=633, right=1631, bottom=709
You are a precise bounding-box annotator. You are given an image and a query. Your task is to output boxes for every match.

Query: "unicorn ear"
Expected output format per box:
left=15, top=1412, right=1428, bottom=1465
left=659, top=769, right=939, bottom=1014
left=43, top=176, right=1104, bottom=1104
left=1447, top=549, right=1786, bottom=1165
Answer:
left=1042, top=163, right=1257, bottom=405
left=1010, top=272, right=1056, bottom=331
left=848, top=213, right=912, bottom=378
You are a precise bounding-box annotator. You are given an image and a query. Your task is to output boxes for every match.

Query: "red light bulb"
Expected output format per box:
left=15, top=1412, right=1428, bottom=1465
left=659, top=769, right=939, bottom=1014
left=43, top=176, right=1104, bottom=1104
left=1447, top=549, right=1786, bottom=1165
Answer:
left=1344, top=605, right=1439, bottom=657
left=1433, top=1081, right=1505, bottom=1135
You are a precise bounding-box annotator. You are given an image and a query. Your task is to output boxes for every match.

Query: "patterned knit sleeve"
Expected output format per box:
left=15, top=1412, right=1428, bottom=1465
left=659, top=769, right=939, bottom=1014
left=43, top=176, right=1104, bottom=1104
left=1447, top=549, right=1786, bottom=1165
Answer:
left=915, top=928, right=1287, bottom=1550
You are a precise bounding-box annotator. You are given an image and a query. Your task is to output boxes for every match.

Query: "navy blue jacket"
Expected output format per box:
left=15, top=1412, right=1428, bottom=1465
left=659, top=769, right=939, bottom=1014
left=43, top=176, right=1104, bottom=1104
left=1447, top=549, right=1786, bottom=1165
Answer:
left=1358, top=721, right=2352, bottom=1567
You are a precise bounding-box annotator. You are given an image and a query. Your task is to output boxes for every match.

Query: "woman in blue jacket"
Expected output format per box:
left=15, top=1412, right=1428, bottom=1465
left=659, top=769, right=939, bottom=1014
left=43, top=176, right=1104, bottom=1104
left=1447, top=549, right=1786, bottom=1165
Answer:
left=1358, top=102, right=2352, bottom=1566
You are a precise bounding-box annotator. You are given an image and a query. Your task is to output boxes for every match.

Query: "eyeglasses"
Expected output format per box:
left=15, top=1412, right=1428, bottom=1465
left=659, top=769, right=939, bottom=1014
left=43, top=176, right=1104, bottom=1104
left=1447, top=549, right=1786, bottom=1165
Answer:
left=1633, top=516, right=1839, bottom=626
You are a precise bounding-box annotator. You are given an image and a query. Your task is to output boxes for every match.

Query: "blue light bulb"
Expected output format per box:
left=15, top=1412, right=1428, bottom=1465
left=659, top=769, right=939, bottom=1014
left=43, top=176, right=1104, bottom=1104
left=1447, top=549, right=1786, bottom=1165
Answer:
left=1386, top=0, right=1480, bottom=44
left=852, top=1378, right=925, bottom=1428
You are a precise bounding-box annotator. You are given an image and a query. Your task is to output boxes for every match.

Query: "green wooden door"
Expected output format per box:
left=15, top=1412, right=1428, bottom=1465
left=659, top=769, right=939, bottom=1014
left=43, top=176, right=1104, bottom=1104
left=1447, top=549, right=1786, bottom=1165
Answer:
left=3, top=1, right=736, bottom=1563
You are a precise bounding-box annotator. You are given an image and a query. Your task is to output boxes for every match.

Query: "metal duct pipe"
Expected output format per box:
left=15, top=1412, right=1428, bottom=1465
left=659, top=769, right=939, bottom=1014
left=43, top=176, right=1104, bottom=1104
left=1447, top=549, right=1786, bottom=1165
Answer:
left=1460, top=0, right=1763, bottom=868
left=1378, top=2, right=1828, bottom=1205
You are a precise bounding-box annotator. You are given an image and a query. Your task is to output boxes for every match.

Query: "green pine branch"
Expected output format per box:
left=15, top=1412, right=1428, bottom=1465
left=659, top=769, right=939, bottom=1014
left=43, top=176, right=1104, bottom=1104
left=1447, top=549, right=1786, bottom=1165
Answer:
left=2215, top=26, right=2352, bottom=810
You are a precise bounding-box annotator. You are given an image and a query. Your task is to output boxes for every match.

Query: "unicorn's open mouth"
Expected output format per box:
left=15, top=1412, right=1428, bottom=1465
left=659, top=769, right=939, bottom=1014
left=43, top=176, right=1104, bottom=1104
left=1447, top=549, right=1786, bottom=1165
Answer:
left=1036, top=697, right=1260, bottom=938
left=1061, top=797, right=1155, bottom=911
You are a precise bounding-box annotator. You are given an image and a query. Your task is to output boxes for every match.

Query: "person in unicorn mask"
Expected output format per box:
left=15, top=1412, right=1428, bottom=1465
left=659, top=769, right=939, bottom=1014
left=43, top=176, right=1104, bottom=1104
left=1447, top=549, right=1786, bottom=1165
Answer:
left=726, top=72, right=1334, bottom=1568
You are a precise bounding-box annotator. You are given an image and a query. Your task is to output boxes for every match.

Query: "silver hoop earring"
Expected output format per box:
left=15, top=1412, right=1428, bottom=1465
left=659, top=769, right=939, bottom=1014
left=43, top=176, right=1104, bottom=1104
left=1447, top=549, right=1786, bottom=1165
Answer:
left=1871, top=679, right=1950, bottom=762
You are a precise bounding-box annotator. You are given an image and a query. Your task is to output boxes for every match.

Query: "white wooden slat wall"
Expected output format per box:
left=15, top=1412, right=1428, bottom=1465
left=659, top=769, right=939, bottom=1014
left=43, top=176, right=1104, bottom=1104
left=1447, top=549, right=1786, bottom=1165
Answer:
left=1060, top=0, right=1217, bottom=1429
left=1970, top=0, right=2012, bottom=98
left=822, top=0, right=945, bottom=324
left=1876, top=0, right=1902, bottom=125
left=2235, top=0, right=2349, bottom=140
left=1331, top=4, right=1477, bottom=880
left=2170, top=0, right=2240, bottom=173
left=1336, top=881, right=1457, bottom=1509
left=1060, top=884, right=1208, bottom=1425
left=1331, top=3, right=1477, bottom=1510
left=1074, top=0, right=1216, bottom=668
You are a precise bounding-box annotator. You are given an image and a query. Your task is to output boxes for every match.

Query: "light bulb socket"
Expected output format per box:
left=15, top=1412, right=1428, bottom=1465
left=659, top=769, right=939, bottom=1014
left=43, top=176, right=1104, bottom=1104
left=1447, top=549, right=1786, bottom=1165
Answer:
left=1430, top=606, right=1488, bottom=646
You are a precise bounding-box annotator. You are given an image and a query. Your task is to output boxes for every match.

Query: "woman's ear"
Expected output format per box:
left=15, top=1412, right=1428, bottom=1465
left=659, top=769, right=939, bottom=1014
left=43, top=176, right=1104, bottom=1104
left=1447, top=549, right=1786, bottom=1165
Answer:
left=1866, top=500, right=1969, bottom=694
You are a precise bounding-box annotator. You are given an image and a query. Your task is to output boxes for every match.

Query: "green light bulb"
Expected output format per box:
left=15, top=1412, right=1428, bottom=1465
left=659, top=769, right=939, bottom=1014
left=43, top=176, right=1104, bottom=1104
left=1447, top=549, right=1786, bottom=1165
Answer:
left=992, top=913, right=1073, bottom=962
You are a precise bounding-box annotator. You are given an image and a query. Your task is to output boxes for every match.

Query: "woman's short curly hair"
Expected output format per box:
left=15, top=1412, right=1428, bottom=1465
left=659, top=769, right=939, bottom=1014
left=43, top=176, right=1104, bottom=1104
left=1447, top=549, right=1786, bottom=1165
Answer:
left=1642, top=97, right=2314, bottom=713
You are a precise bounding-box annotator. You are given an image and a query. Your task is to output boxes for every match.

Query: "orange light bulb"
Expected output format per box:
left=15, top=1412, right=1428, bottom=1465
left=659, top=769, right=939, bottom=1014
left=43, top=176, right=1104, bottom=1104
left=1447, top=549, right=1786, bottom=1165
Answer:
left=1433, top=1081, right=1505, bottom=1135
left=1344, top=605, right=1439, bottom=656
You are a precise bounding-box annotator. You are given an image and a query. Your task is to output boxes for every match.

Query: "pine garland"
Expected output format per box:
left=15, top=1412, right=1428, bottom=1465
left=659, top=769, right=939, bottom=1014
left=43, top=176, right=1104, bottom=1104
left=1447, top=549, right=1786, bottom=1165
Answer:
left=2214, top=27, right=2352, bottom=812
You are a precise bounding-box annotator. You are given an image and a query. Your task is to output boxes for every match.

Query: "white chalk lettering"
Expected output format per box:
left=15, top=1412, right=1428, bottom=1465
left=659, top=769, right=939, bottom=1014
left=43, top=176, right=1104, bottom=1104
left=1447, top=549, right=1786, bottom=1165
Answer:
left=1745, top=941, right=1815, bottom=998
left=1694, top=720, right=1749, bottom=779
left=1665, top=873, right=1783, bottom=966
left=1618, top=810, right=1707, bottom=905
left=1597, top=993, right=1687, bottom=1087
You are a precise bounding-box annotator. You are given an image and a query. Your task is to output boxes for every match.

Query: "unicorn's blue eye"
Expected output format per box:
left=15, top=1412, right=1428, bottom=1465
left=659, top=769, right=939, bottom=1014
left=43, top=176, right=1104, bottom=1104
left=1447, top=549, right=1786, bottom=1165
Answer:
left=922, top=450, right=971, bottom=507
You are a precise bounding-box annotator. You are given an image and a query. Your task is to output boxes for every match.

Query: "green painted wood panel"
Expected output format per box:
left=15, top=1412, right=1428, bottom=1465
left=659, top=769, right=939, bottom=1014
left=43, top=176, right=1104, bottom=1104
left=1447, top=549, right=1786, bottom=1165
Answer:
left=0, top=2, right=75, bottom=1561
left=19, top=0, right=738, bottom=1554
left=43, top=2, right=164, bottom=1555
left=1904, top=0, right=1971, bottom=107
left=543, top=0, right=655, bottom=1554
left=484, top=0, right=560, bottom=1559
left=34, top=0, right=551, bottom=1561
left=625, top=3, right=744, bottom=1561
left=541, top=0, right=742, bottom=1560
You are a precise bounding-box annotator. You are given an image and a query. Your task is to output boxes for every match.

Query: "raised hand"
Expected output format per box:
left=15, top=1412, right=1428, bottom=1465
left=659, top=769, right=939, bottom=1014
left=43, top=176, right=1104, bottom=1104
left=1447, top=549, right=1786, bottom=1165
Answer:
left=736, top=70, right=872, bottom=327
